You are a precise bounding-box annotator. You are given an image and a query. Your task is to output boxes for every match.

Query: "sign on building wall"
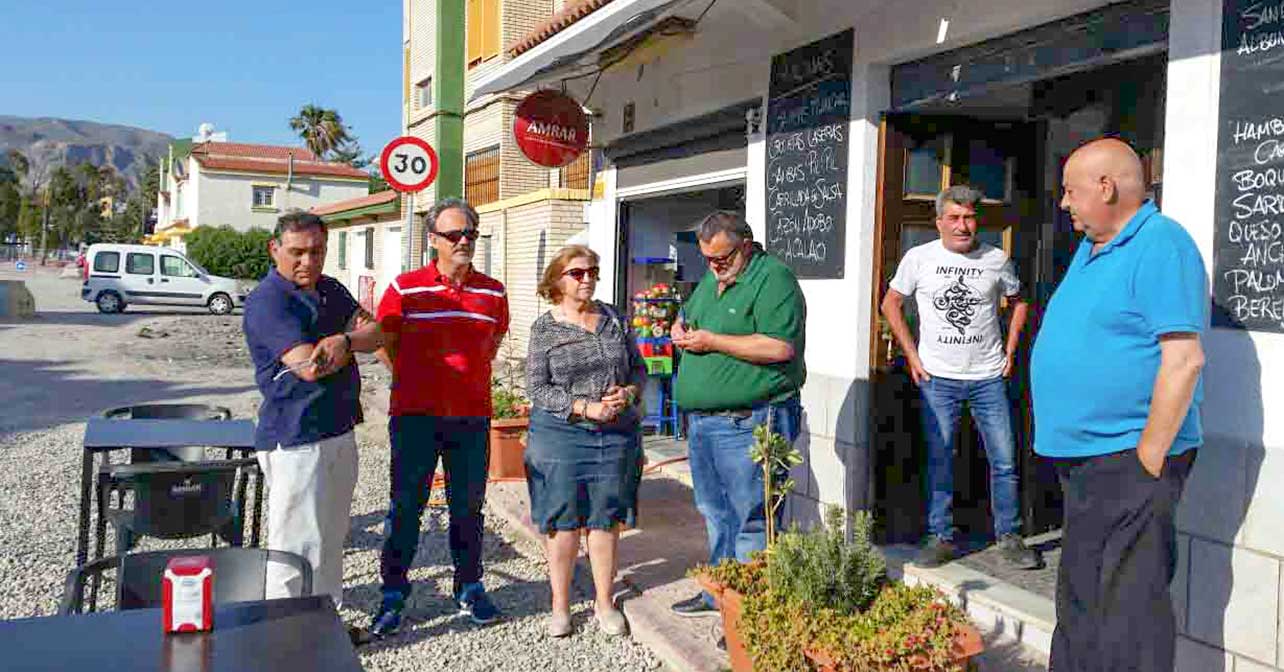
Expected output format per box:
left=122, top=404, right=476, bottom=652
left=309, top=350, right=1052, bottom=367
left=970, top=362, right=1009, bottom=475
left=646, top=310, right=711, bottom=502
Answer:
left=765, top=29, right=853, bottom=280
left=514, top=90, right=589, bottom=168
left=1212, top=0, right=1284, bottom=332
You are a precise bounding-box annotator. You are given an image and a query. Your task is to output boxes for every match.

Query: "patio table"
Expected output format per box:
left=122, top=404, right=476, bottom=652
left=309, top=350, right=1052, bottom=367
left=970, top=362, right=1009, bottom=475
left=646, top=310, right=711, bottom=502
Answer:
left=0, top=595, right=363, bottom=672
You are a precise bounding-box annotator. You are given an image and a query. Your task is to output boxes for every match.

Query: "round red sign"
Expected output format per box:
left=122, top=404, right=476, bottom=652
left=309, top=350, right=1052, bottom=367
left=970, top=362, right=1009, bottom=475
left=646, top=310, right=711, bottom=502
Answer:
left=513, top=90, right=589, bottom=168
left=379, top=136, right=439, bottom=192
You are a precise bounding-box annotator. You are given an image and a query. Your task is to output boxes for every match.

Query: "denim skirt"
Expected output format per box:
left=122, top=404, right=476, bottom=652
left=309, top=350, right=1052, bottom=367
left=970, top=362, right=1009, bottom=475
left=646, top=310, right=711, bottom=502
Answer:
left=524, top=408, right=643, bottom=533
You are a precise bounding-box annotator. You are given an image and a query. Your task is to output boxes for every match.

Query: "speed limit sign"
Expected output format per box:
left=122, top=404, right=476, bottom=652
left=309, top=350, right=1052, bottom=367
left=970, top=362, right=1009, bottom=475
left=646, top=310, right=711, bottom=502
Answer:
left=380, top=136, right=439, bottom=192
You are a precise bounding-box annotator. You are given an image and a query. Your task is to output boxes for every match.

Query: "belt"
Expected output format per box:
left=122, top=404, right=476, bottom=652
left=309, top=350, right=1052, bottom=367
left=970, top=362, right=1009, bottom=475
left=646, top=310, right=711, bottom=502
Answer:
left=702, top=408, right=754, bottom=418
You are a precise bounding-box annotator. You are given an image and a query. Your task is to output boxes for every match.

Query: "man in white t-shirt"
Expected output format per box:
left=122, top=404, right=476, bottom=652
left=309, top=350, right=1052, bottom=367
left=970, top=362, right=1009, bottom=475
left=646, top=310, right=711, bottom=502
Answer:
left=881, top=185, right=1040, bottom=570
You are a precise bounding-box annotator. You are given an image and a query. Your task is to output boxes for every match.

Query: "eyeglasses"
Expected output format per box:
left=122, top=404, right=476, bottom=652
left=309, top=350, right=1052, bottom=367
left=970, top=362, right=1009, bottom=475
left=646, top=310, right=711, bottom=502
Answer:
left=432, top=228, right=480, bottom=244
left=562, top=266, right=600, bottom=282
left=703, top=245, right=741, bottom=266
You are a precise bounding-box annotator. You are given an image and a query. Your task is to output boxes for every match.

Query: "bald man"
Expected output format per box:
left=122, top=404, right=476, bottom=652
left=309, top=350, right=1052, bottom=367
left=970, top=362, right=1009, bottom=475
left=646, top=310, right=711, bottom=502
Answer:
left=1031, top=138, right=1207, bottom=672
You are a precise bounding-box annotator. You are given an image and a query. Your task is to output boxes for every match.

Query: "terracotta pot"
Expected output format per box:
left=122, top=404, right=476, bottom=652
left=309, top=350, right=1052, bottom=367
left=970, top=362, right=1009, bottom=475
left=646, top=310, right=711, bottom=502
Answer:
left=804, top=623, right=985, bottom=672
left=488, top=417, right=529, bottom=479
left=692, top=574, right=754, bottom=670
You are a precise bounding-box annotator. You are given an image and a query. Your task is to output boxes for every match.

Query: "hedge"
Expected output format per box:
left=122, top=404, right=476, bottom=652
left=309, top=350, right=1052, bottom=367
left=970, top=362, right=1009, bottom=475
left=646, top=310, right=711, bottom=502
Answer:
left=184, top=225, right=273, bottom=280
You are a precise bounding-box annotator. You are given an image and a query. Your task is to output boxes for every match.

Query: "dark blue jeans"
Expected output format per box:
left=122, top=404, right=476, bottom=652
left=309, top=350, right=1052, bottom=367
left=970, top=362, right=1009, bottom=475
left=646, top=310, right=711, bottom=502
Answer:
left=687, top=396, right=801, bottom=607
left=380, top=415, right=489, bottom=602
left=918, top=375, right=1020, bottom=540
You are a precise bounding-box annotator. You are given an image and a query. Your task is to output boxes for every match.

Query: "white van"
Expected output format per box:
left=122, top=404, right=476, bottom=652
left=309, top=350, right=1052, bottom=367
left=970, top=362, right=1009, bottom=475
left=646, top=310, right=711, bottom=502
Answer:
left=81, top=244, right=247, bottom=314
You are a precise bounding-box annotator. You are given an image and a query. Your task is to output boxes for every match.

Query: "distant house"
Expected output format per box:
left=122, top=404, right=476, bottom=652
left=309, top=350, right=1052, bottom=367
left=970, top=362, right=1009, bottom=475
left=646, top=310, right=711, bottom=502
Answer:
left=150, top=136, right=370, bottom=251
left=313, top=189, right=403, bottom=313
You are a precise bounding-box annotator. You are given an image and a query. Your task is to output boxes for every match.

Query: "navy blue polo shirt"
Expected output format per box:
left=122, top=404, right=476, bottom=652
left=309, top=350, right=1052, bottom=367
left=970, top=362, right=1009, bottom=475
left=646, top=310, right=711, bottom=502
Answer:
left=1030, top=201, right=1207, bottom=458
left=243, top=270, right=363, bottom=450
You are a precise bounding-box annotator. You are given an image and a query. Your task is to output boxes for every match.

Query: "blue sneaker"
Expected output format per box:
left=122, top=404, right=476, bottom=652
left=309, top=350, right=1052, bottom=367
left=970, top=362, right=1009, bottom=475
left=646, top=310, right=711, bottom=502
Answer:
left=457, top=582, right=501, bottom=625
left=370, top=596, right=404, bottom=638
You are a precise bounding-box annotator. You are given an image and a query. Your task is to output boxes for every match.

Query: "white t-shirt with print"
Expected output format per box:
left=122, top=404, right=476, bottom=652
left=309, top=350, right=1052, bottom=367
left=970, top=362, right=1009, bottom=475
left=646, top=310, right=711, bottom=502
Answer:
left=888, top=241, right=1020, bottom=380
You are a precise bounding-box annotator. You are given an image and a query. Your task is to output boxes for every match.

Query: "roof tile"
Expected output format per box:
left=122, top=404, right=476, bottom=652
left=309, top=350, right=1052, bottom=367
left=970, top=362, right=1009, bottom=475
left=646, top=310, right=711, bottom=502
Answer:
left=508, top=0, right=615, bottom=57
left=310, top=189, right=399, bottom=216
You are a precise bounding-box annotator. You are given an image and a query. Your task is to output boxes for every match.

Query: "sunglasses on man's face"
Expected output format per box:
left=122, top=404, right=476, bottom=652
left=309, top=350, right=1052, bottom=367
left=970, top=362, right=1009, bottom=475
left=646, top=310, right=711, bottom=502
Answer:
left=562, top=266, right=600, bottom=282
left=433, top=228, right=480, bottom=244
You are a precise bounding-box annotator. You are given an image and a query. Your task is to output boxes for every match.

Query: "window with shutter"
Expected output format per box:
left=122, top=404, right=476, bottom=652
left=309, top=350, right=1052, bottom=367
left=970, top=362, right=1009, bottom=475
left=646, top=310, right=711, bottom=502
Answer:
left=465, top=147, right=501, bottom=206
left=467, top=0, right=499, bottom=67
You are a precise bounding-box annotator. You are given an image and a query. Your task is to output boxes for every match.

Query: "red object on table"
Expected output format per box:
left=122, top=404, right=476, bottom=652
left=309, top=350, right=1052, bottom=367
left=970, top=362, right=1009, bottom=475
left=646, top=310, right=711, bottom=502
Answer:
left=162, top=556, right=213, bottom=633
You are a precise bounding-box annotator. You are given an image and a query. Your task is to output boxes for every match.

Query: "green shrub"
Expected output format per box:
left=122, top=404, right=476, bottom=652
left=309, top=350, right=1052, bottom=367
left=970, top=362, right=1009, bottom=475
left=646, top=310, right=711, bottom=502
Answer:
left=185, top=225, right=273, bottom=280
left=766, top=506, right=887, bottom=615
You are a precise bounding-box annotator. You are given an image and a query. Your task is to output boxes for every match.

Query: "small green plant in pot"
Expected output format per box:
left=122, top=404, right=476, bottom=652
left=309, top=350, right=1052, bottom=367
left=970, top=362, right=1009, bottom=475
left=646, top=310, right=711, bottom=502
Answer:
left=488, top=377, right=529, bottom=479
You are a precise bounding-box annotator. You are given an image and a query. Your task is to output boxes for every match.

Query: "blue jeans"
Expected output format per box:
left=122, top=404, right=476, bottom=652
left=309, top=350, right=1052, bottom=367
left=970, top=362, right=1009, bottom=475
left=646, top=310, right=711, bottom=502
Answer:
left=380, top=415, right=489, bottom=602
left=687, top=396, right=802, bottom=607
left=919, top=375, right=1020, bottom=540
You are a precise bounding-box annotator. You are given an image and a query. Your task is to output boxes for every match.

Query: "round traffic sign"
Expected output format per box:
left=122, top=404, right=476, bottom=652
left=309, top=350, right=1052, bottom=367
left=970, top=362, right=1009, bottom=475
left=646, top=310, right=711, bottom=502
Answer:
left=15, top=260, right=26, bottom=272
left=380, top=136, right=439, bottom=193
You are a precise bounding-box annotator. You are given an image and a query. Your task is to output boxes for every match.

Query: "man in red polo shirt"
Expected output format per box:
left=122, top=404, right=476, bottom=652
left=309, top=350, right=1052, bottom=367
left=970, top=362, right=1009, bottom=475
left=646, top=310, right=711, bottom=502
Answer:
left=369, top=198, right=509, bottom=637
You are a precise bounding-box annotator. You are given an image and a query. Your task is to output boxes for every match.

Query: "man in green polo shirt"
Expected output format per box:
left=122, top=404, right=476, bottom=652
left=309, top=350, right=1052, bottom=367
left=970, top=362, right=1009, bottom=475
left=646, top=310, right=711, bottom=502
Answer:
left=669, top=211, right=806, bottom=620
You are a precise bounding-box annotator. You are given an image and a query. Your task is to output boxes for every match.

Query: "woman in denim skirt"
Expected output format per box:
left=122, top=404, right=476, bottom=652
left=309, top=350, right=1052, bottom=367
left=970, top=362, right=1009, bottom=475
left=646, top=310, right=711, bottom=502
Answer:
left=525, top=245, right=646, bottom=639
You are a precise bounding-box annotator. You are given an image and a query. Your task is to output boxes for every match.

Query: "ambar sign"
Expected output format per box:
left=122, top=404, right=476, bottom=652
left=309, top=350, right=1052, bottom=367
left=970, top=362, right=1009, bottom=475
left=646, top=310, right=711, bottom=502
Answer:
left=514, top=90, right=589, bottom=168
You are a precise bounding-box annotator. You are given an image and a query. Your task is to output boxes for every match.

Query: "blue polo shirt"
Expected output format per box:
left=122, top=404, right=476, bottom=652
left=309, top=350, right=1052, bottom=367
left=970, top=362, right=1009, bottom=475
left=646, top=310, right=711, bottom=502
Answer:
left=1030, top=201, right=1207, bottom=458
left=243, top=270, right=363, bottom=450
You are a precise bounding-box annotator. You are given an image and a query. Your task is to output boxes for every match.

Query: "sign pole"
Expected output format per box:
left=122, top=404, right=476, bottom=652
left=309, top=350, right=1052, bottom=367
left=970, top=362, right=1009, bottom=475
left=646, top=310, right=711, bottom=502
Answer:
left=403, top=191, right=415, bottom=272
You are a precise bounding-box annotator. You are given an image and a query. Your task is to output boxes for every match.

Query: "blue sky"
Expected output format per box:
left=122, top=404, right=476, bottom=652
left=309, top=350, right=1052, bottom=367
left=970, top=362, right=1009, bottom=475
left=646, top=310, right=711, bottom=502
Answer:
left=0, top=0, right=402, bottom=155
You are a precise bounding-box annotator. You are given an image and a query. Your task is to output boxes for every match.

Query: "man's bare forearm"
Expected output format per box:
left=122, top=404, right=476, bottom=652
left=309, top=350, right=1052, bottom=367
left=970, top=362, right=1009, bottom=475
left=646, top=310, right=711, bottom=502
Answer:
left=1005, top=300, right=1029, bottom=355
left=347, top=322, right=383, bottom=353
left=709, top=333, right=794, bottom=364
left=880, top=294, right=921, bottom=362
left=1138, top=336, right=1204, bottom=467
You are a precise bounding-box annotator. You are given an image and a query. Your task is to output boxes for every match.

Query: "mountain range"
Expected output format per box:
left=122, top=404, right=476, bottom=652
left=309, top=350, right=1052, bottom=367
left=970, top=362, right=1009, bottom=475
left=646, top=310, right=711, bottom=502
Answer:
left=0, top=115, right=174, bottom=190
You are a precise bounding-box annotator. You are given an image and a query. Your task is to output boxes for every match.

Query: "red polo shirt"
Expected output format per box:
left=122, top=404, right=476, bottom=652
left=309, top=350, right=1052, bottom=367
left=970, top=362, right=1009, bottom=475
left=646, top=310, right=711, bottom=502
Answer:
left=376, top=262, right=509, bottom=417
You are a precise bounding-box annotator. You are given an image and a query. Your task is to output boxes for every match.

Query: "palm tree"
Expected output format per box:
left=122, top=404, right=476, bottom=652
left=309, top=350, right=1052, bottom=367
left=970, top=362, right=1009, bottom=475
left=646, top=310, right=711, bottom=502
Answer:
left=288, top=105, right=354, bottom=159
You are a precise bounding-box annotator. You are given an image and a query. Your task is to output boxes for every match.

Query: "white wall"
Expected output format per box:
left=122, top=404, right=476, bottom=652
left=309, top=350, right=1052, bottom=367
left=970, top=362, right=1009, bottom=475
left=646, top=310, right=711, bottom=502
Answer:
left=192, top=170, right=367, bottom=233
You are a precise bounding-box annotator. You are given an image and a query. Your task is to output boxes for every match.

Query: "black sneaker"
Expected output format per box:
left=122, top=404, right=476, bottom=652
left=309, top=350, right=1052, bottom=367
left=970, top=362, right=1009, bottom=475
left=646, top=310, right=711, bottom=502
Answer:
left=997, top=533, right=1042, bottom=570
left=347, top=625, right=374, bottom=647
left=915, top=536, right=957, bottom=568
left=716, top=636, right=726, bottom=651
left=671, top=593, right=718, bottom=617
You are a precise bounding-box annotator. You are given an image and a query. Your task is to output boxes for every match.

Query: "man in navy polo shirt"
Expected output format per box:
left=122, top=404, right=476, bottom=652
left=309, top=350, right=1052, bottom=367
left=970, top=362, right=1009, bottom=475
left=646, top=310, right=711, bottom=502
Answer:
left=1031, top=138, right=1206, bottom=672
left=243, top=211, right=382, bottom=627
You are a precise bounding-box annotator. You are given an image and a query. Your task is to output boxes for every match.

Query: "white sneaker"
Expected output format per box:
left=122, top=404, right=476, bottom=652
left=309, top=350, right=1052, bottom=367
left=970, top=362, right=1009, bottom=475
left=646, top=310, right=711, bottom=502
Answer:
left=595, top=608, right=628, bottom=636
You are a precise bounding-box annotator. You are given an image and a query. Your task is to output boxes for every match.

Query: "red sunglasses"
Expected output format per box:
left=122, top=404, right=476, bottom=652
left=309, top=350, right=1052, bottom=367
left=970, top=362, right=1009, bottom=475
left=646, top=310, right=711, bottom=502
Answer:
left=562, top=266, right=601, bottom=282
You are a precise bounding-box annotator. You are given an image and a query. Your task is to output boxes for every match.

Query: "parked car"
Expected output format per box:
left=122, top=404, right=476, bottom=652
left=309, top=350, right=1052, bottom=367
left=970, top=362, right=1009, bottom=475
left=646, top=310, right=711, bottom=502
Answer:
left=81, top=244, right=248, bottom=315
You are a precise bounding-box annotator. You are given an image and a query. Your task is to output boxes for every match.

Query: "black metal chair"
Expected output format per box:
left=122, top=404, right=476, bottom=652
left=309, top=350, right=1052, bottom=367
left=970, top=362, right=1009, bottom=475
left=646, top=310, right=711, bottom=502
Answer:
left=61, top=547, right=312, bottom=615
left=101, top=458, right=258, bottom=557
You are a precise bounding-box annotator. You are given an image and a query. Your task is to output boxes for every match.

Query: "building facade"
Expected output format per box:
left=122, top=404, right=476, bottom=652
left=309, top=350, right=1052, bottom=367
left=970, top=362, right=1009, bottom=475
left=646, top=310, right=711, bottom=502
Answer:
left=313, top=190, right=404, bottom=313
left=152, top=139, right=369, bottom=250
left=403, top=0, right=594, bottom=360
left=474, top=0, right=1284, bottom=668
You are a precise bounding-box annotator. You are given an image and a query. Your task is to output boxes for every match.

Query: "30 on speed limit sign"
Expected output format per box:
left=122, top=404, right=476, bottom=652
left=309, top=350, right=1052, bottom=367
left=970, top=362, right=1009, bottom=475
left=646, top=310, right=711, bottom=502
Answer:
left=380, top=136, right=439, bottom=192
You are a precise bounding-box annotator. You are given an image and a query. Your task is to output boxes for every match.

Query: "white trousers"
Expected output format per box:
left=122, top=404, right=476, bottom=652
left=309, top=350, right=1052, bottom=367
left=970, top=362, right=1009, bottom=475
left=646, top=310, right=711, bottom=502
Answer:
left=257, top=431, right=358, bottom=609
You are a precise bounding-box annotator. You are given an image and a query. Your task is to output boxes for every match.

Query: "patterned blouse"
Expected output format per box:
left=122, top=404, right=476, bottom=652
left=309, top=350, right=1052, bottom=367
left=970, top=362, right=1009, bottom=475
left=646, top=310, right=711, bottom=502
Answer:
left=526, top=301, right=647, bottom=421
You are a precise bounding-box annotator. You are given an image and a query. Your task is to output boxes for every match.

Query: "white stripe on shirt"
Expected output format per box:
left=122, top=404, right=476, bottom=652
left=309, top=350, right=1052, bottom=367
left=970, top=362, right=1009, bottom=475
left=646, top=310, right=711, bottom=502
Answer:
left=404, top=311, right=498, bottom=323
left=463, top=287, right=505, bottom=297
left=400, top=285, right=448, bottom=294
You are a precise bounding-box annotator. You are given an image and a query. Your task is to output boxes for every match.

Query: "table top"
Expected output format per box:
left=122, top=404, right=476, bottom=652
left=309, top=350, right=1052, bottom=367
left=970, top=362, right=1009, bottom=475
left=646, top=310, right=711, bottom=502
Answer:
left=83, top=418, right=256, bottom=451
left=0, top=595, right=362, bottom=672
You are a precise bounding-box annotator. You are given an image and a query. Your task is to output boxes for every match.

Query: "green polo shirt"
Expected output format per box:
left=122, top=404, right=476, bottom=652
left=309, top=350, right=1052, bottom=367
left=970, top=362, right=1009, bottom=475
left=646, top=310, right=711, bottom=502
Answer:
left=674, top=250, right=806, bottom=411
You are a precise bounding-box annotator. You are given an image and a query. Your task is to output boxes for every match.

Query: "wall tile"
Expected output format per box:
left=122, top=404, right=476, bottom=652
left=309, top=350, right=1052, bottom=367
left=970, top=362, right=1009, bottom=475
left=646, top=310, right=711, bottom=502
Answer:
left=1175, top=636, right=1234, bottom=672
left=1176, top=437, right=1248, bottom=544
left=1240, top=445, right=1284, bottom=558
left=1188, top=538, right=1279, bottom=663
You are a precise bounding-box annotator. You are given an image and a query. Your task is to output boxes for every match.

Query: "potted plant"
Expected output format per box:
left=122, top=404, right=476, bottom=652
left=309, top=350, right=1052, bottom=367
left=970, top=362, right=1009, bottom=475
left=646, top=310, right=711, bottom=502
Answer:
left=489, top=377, right=530, bottom=480
left=694, top=423, right=983, bottom=671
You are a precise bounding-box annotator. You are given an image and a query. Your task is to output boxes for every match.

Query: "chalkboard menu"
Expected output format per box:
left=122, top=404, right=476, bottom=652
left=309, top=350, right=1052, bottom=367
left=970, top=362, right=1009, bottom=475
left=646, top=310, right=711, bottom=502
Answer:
left=1212, top=0, right=1284, bottom=331
left=765, top=29, right=853, bottom=279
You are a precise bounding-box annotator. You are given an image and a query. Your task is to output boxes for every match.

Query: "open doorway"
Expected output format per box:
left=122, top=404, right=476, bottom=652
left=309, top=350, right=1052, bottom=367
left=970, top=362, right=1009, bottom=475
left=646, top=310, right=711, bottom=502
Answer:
left=868, top=53, right=1167, bottom=589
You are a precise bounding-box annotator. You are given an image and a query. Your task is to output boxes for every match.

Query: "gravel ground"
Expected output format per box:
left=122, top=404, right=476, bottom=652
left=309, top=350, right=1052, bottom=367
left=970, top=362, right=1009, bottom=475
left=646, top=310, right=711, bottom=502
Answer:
left=0, top=266, right=664, bottom=672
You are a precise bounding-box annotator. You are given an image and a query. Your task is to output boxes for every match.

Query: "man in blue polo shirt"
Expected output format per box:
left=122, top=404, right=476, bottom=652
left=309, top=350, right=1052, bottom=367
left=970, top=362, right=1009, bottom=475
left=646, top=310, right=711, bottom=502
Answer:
left=1031, top=138, right=1206, bottom=672
left=243, top=211, right=382, bottom=638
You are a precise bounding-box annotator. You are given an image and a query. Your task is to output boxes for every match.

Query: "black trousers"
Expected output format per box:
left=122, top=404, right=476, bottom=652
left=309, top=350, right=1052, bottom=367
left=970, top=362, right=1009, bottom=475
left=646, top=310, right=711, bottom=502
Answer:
left=1050, top=449, right=1197, bottom=672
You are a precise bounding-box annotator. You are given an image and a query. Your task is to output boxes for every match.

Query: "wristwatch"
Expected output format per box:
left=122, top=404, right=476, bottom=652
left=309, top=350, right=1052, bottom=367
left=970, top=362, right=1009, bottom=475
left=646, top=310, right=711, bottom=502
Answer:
left=342, top=332, right=352, bottom=350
